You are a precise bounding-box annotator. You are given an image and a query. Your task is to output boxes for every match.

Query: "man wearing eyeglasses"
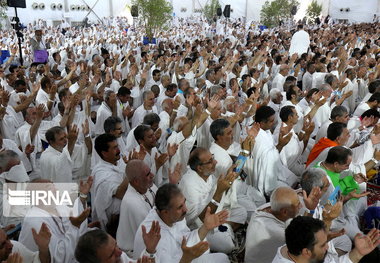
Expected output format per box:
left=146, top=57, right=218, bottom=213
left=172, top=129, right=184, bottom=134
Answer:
left=180, top=147, right=240, bottom=254
left=116, top=160, right=157, bottom=257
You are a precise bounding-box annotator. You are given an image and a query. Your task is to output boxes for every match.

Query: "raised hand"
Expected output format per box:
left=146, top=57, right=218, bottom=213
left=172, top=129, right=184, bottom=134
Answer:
left=36, top=104, right=46, bottom=119
left=353, top=228, right=380, bottom=258
left=278, top=124, right=292, bottom=150
left=186, top=93, right=195, bottom=107
left=203, top=207, right=228, bottom=231
left=32, top=222, right=51, bottom=251
left=1, top=90, right=10, bottom=105
left=122, top=106, right=133, bottom=118
left=129, top=145, right=148, bottom=161
left=79, top=176, right=93, bottom=195
left=21, top=142, right=33, bottom=155
left=180, top=237, right=209, bottom=263
left=69, top=207, right=90, bottom=228
left=167, top=143, right=179, bottom=158
left=154, top=152, right=168, bottom=170
left=67, top=124, right=79, bottom=143
left=302, top=187, right=322, bottom=211
left=82, top=119, right=90, bottom=137
left=207, top=94, right=220, bottom=110
left=216, top=167, right=238, bottom=193
left=142, top=221, right=161, bottom=254
left=31, top=82, right=41, bottom=95
left=323, top=198, right=343, bottom=222
left=247, top=122, right=260, bottom=139
left=370, top=132, right=380, bottom=145
left=169, top=163, right=182, bottom=184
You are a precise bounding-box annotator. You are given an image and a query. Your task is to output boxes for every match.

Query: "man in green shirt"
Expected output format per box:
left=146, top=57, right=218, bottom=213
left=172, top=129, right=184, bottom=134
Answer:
left=315, top=146, right=369, bottom=240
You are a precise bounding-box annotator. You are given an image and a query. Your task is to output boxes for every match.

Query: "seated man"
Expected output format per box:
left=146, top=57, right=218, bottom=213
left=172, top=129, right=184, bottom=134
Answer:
left=245, top=187, right=302, bottom=263
left=0, top=150, right=30, bottom=227
left=76, top=228, right=160, bottom=263
left=245, top=106, right=296, bottom=196
left=299, top=168, right=352, bottom=254
left=133, top=184, right=230, bottom=263
left=180, top=147, right=239, bottom=253
left=116, top=160, right=158, bottom=256
left=91, top=134, right=129, bottom=235
left=40, top=124, right=92, bottom=183
left=18, top=177, right=92, bottom=263
left=315, top=146, right=369, bottom=240
left=0, top=225, right=51, bottom=263
left=209, top=119, right=266, bottom=219
left=272, top=216, right=380, bottom=263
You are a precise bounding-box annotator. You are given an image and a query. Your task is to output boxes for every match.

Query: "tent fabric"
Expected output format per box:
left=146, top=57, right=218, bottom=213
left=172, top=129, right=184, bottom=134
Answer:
left=329, top=0, right=379, bottom=23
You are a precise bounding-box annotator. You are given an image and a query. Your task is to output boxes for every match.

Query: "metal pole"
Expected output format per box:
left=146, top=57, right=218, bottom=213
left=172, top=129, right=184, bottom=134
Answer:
left=14, top=7, right=23, bottom=66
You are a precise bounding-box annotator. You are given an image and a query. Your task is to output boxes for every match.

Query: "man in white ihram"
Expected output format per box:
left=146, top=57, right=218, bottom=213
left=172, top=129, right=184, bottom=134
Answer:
left=289, top=24, right=310, bottom=56
left=133, top=184, right=230, bottom=263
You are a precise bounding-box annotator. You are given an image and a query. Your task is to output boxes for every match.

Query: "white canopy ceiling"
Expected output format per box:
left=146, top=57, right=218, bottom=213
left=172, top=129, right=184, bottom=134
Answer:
left=3, top=0, right=380, bottom=26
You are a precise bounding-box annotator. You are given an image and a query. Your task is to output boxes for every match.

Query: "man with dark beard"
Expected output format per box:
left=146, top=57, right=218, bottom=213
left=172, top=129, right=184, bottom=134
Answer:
left=272, top=216, right=380, bottom=263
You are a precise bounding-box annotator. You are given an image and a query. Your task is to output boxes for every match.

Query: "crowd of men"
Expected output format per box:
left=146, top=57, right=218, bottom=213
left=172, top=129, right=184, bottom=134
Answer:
left=0, top=14, right=380, bottom=263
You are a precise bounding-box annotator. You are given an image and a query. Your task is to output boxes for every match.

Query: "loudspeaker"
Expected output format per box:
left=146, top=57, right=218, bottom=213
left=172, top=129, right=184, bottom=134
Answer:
left=7, top=0, right=26, bottom=8
left=223, top=5, right=231, bottom=18
left=131, top=5, right=138, bottom=17
left=291, top=5, right=297, bottom=15
left=216, top=7, right=222, bottom=17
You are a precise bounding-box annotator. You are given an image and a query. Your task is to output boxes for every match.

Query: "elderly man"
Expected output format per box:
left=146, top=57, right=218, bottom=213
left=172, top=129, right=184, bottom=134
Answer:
left=0, top=150, right=30, bottom=227
left=209, top=118, right=266, bottom=215
left=300, top=168, right=352, bottom=254
left=131, top=90, right=158, bottom=128
left=180, top=147, right=242, bottom=253
left=40, top=123, right=92, bottom=183
left=133, top=184, right=230, bottom=263
left=272, top=216, right=380, bottom=263
left=244, top=187, right=303, bottom=263
left=91, top=134, right=129, bottom=234
left=116, top=160, right=158, bottom=256
left=268, top=88, right=284, bottom=130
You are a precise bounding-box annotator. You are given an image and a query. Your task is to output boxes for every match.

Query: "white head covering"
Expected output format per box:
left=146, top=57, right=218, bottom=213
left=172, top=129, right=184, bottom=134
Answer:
left=1, top=163, right=30, bottom=182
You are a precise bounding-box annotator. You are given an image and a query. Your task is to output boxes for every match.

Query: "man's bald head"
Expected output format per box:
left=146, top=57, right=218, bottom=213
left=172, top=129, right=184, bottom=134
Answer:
left=270, top=187, right=298, bottom=212
left=126, top=159, right=148, bottom=182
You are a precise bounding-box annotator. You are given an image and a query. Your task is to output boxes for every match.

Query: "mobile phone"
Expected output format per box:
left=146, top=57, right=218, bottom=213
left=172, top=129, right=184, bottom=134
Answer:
left=328, top=186, right=341, bottom=206
left=234, top=154, right=247, bottom=173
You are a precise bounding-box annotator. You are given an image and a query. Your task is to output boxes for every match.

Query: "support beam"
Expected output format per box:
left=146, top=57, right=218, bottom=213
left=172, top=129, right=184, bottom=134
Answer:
left=109, top=0, right=113, bottom=17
